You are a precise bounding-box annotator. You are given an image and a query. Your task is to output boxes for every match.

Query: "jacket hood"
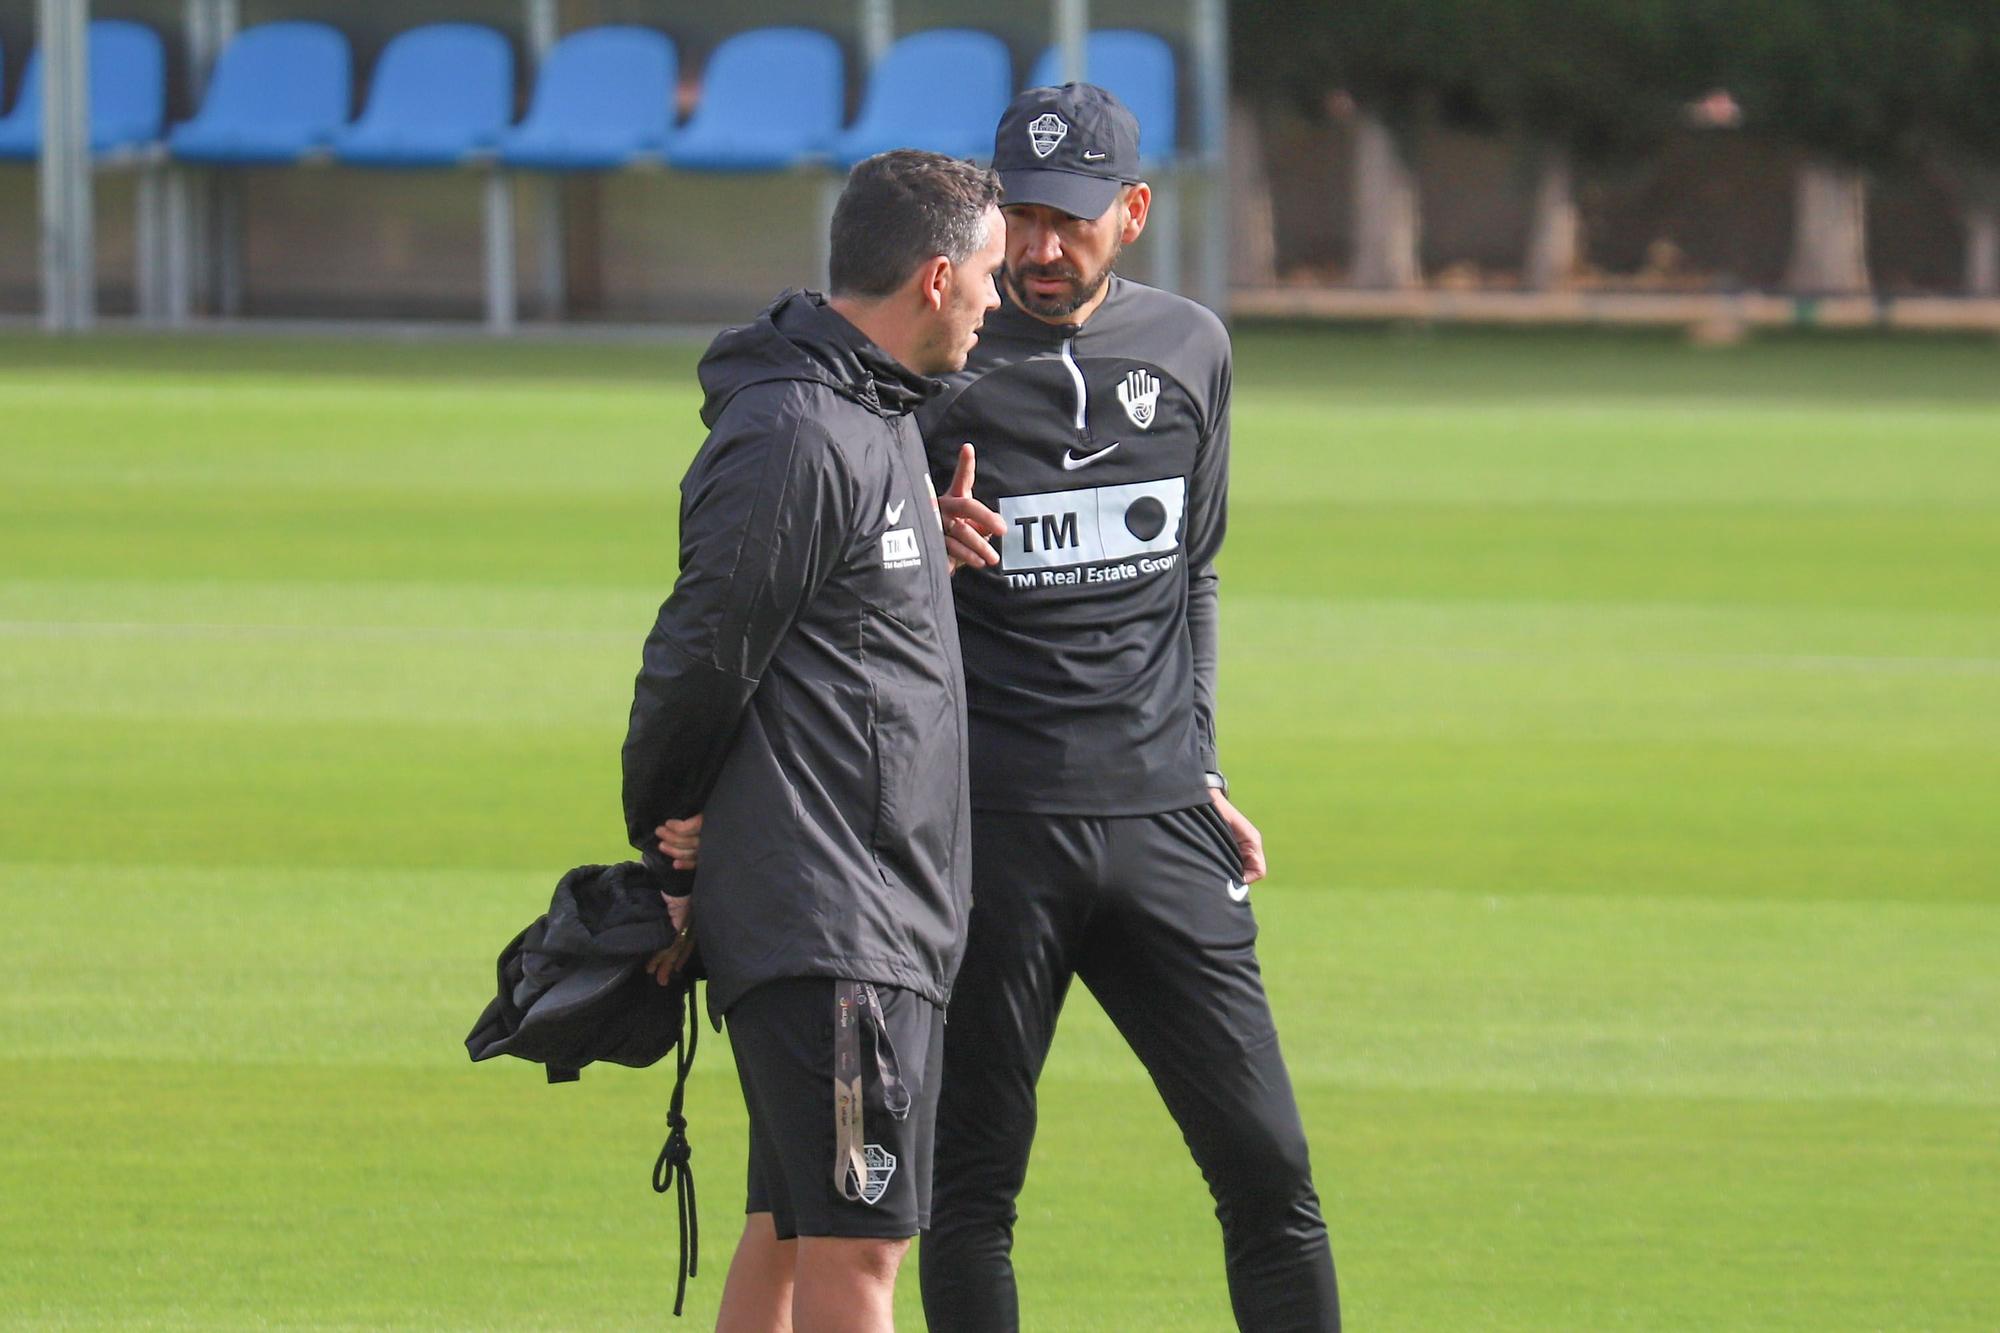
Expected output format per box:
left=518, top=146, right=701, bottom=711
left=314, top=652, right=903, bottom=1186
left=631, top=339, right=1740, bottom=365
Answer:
left=698, top=289, right=938, bottom=428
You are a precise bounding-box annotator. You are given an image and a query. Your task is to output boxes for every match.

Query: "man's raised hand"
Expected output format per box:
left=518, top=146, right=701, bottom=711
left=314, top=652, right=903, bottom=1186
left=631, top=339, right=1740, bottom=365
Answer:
left=938, top=443, right=1007, bottom=572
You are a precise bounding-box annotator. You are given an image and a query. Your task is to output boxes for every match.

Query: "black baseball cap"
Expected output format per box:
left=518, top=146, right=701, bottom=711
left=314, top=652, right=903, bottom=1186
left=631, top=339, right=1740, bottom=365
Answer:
left=992, top=83, right=1142, bottom=220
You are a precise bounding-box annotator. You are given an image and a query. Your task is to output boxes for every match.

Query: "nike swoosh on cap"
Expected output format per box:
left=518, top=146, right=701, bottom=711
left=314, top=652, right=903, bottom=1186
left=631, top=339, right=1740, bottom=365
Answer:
left=1060, top=441, right=1121, bottom=470
left=1083, top=150, right=1107, bottom=161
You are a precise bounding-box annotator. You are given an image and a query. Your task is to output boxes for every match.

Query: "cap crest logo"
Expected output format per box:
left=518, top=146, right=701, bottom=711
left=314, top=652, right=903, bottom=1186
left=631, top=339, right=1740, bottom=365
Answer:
left=1028, top=113, right=1069, bottom=159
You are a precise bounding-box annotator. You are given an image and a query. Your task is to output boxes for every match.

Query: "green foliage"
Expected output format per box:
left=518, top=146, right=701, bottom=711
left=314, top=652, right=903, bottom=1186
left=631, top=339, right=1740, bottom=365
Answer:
left=1691, top=0, right=1923, bottom=166
left=1230, top=0, right=1996, bottom=168
left=1234, top=0, right=1475, bottom=123
left=1232, top=0, right=1710, bottom=157
left=1907, top=0, right=2000, bottom=181
left=1444, top=0, right=1710, bottom=160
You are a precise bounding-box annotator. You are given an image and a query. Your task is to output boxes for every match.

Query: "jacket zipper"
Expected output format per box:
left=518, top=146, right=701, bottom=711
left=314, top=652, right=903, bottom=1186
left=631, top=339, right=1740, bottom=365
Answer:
left=1059, top=336, right=1089, bottom=437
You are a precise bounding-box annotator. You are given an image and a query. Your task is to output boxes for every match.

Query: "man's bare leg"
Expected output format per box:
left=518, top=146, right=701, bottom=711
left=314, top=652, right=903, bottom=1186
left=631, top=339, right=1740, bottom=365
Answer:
left=717, top=1212, right=797, bottom=1333
left=792, top=1236, right=908, bottom=1333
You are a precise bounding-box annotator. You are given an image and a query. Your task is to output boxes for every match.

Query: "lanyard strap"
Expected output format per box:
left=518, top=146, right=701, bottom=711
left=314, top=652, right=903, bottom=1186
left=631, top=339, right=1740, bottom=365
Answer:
left=832, top=980, right=911, bottom=1203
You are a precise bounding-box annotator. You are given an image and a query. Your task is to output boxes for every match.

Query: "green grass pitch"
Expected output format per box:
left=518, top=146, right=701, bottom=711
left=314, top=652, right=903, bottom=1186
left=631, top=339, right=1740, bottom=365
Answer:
left=2, top=325, right=1996, bottom=1329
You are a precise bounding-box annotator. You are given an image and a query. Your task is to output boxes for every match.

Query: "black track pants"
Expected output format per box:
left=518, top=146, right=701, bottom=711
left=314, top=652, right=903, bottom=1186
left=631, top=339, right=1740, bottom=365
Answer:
left=919, top=806, right=1340, bottom=1332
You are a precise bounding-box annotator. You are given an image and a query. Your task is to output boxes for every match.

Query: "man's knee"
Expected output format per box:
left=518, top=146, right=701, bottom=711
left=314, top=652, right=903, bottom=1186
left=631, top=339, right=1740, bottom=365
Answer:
left=929, top=1149, right=1028, bottom=1225
left=791, top=1237, right=910, bottom=1333
left=1206, top=1109, right=1321, bottom=1224
left=797, top=1234, right=910, bottom=1286
left=931, top=1112, right=1037, bottom=1220
left=924, top=1191, right=1018, bottom=1240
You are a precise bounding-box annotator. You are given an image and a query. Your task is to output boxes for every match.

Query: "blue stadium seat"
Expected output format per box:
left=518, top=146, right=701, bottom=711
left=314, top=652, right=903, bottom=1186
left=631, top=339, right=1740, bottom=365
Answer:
left=827, top=29, right=1012, bottom=167
left=497, top=25, right=677, bottom=171
left=0, top=51, right=33, bottom=158
left=169, top=23, right=351, bottom=166
left=1028, top=30, right=1176, bottom=161
left=330, top=24, right=513, bottom=168
left=0, top=19, right=167, bottom=160
left=666, top=27, right=843, bottom=172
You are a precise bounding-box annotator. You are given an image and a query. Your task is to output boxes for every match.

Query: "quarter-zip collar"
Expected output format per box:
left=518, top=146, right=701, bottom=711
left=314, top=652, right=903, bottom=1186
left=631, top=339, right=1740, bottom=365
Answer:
left=988, top=275, right=1134, bottom=443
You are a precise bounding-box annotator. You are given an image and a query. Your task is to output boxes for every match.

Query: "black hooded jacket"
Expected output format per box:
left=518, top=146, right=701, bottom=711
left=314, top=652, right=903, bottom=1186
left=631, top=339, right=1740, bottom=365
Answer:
left=622, top=291, right=972, bottom=1014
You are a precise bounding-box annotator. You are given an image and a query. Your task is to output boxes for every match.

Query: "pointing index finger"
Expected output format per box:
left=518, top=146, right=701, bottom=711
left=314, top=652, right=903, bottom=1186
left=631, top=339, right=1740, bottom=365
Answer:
left=948, top=443, right=976, bottom=498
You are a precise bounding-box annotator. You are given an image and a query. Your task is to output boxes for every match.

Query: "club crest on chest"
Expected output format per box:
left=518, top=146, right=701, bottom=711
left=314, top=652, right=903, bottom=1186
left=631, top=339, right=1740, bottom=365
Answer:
left=1118, top=369, right=1160, bottom=430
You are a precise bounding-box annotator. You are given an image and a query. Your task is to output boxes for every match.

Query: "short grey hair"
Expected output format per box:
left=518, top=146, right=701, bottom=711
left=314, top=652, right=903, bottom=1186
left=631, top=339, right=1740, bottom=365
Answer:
left=829, top=150, right=1002, bottom=299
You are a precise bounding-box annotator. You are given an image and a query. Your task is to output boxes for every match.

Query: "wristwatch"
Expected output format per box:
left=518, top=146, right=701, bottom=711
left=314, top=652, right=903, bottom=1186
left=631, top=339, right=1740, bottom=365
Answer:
left=1205, top=770, right=1228, bottom=797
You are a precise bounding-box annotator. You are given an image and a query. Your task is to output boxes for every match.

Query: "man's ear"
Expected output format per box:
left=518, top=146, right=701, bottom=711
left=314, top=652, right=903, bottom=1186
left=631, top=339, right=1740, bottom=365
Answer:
left=1120, top=183, right=1152, bottom=244
left=915, top=254, right=952, bottom=314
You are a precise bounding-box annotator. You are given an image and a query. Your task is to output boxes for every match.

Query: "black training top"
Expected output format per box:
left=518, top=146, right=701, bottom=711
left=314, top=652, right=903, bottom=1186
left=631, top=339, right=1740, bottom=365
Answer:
left=919, top=274, right=1230, bottom=815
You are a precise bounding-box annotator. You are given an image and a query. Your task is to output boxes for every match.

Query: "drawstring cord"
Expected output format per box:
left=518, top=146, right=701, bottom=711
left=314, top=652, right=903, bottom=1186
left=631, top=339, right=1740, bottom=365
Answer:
left=652, top=982, right=700, bottom=1317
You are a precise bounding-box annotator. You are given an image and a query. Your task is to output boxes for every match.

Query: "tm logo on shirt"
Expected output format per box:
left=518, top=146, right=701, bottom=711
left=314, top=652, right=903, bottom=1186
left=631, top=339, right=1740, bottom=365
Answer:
left=997, top=477, right=1186, bottom=588
left=882, top=528, right=922, bottom=569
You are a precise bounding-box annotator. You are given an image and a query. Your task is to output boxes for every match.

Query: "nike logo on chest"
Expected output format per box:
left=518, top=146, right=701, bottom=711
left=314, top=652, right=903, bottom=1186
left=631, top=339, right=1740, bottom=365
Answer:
left=1060, top=441, right=1121, bottom=470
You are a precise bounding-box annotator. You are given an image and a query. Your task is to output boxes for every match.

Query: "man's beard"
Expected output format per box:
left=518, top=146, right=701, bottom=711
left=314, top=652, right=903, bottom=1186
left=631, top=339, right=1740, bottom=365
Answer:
left=1007, top=242, right=1121, bottom=318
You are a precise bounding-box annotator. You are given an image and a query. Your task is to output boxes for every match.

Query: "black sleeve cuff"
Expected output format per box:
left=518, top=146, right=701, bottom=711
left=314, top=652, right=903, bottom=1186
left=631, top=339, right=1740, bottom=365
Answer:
left=642, top=846, right=697, bottom=897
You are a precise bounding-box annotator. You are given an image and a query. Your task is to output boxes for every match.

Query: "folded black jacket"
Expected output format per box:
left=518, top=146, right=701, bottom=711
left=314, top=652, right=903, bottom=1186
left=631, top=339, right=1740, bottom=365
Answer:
left=620, top=291, right=973, bottom=1015
left=466, top=860, right=686, bottom=1081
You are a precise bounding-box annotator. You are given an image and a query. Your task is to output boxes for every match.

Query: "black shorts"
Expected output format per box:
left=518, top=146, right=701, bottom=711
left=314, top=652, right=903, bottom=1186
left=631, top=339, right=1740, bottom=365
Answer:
left=727, top=976, right=945, bottom=1241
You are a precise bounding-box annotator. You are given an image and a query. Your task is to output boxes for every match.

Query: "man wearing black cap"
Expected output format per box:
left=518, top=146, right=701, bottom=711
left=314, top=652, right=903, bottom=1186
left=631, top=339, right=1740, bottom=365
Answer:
left=919, top=85, right=1342, bottom=1331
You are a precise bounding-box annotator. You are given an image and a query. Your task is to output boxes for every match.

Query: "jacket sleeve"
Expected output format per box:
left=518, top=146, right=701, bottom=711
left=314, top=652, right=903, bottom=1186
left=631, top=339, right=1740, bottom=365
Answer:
left=1185, top=357, right=1231, bottom=774
left=622, top=406, right=854, bottom=889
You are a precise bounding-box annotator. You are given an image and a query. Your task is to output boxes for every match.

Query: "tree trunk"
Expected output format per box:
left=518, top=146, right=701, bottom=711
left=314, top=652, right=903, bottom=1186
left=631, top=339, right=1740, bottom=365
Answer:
left=1784, top=160, right=1870, bottom=295
left=1524, top=145, right=1581, bottom=291
left=1349, top=110, right=1421, bottom=289
left=1966, top=204, right=1999, bottom=298
left=1228, top=98, right=1278, bottom=288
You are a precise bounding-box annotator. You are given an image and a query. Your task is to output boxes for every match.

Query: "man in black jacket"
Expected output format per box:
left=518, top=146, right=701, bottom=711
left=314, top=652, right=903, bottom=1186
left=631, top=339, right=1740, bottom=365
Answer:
left=920, top=86, right=1342, bottom=1330
left=621, top=149, right=1003, bottom=1332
